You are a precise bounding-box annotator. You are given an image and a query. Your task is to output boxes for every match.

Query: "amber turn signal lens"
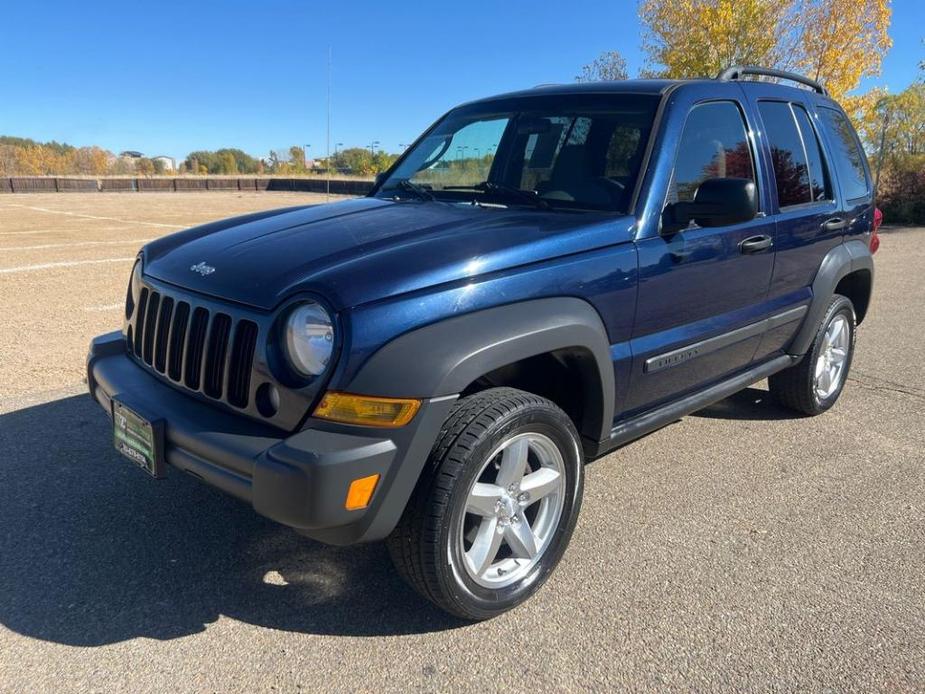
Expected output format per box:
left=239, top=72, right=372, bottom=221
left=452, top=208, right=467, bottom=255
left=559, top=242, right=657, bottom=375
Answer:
left=345, top=473, right=380, bottom=511
left=314, top=392, right=421, bottom=428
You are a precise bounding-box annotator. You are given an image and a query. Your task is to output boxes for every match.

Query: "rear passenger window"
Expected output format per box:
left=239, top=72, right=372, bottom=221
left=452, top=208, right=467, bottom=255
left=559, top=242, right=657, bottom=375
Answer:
left=667, top=101, right=755, bottom=204
left=792, top=105, right=832, bottom=202
left=759, top=101, right=813, bottom=207
left=820, top=108, right=870, bottom=200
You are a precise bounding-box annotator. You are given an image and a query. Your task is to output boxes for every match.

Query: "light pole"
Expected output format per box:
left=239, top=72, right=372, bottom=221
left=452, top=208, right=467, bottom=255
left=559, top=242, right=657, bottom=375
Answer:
left=369, top=140, right=380, bottom=156
left=303, top=144, right=311, bottom=170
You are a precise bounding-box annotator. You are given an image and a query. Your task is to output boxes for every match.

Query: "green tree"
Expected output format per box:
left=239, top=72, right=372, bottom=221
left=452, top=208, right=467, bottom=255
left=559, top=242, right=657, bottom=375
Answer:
left=216, top=148, right=258, bottom=173
left=335, top=147, right=374, bottom=175
left=135, top=157, right=155, bottom=176
left=289, top=145, right=306, bottom=173
left=219, top=151, right=238, bottom=174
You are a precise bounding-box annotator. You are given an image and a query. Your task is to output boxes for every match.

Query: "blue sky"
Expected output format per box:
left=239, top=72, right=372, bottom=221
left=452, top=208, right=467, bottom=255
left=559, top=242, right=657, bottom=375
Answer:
left=2, top=0, right=922, bottom=162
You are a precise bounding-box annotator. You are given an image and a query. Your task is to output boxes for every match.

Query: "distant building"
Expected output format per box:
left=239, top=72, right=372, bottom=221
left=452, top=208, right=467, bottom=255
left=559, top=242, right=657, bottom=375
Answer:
left=119, top=150, right=143, bottom=159
left=152, top=155, right=175, bottom=171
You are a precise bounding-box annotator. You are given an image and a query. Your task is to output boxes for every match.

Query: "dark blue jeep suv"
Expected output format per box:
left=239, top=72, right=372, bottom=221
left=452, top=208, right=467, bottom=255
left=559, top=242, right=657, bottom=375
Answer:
left=88, top=66, right=878, bottom=619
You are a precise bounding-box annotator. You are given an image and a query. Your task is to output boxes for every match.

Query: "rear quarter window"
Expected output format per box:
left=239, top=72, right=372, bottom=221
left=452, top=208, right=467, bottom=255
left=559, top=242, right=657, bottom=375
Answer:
left=819, top=107, right=870, bottom=200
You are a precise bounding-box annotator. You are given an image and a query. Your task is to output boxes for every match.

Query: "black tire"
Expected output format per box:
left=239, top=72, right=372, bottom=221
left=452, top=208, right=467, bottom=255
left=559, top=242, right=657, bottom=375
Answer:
left=769, top=294, right=856, bottom=415
left=387, top=387, right=584, bottom=620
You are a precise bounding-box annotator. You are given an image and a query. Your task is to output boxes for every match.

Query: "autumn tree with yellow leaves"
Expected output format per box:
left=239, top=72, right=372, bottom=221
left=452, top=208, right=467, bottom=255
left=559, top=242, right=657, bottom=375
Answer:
left=633, top=0, right=925, bottom=223
left=637, top=0, right=892, bottom=102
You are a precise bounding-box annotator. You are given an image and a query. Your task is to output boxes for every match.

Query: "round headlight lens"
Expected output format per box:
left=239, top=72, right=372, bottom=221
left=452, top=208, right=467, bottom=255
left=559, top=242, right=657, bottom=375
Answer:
left=126, top=260, right=142, bottom=319
left=284, top=302, right=335, bottom=377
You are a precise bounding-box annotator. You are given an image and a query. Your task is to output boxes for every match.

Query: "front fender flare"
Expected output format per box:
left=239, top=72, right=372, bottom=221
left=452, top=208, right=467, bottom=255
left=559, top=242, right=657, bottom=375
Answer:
left=347, top=297, right=615, bottom=444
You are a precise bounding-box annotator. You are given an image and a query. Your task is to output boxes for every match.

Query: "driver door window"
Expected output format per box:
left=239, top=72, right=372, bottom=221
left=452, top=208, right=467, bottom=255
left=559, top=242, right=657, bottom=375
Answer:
left=666, top=101, right=756, bottom=210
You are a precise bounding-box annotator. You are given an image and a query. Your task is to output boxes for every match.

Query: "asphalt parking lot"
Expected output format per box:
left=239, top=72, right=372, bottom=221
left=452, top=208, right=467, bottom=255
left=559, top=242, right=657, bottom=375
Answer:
left=0, top=193, right=923, bottom=692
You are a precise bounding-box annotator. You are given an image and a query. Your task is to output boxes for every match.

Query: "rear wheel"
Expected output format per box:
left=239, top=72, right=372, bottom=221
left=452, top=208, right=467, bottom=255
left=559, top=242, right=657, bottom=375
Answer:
left=769, top=294, right=856, bottom=415
left=387, top=387, right=584, bottom=620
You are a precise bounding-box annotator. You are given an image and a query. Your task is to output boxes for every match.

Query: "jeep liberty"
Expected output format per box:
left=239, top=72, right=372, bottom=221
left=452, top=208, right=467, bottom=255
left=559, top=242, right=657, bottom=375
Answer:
left=88, top=66, right=878, bottom=619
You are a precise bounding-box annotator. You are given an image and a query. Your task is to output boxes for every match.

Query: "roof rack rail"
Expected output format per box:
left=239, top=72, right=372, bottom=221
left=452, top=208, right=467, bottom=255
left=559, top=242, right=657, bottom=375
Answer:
left=716, top=65, right=828, bottom=96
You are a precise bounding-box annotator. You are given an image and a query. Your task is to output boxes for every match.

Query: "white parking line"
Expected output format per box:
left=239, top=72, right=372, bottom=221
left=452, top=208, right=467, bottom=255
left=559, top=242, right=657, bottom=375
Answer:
left=0, top=204, right=184, bottom=229
left=0, top=230, right=68, bottom=237
left=0, top=239, right=152, bottom=252
left=0, top=257, right=135, bottom=275
left=84, top=303, right=125, bottom=312
left=0, top=225, right=152, bottom=236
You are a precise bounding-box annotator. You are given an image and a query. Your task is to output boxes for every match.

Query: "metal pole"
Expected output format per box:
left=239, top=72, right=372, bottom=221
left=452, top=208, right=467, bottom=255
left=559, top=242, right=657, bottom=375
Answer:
left=326, top=45, right=332, bottom=202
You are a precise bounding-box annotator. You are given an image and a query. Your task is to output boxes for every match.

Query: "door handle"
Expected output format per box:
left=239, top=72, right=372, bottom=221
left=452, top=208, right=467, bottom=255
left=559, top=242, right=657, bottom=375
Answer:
left=739, top=234, right=773, bottom=254
left=822, top=217, right=847, bottom=232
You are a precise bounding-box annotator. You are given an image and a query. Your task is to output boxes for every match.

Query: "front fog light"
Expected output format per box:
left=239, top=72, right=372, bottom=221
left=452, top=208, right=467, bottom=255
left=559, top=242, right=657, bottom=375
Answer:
left=284, top=302, right=334, bottom=377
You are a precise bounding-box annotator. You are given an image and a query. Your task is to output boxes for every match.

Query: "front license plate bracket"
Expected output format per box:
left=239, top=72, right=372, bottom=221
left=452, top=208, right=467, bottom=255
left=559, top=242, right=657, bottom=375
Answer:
left=112, top=397, right=167, bottom=479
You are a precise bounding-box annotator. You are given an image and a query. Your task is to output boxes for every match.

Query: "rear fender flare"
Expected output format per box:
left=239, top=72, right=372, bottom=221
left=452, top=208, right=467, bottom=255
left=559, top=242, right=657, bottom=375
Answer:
left=789, top=239, right=873, bottom=356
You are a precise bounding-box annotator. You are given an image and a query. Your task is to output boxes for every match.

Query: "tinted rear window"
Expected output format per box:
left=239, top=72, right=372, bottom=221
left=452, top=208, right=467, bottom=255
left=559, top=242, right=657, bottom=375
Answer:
left=792, top=105, right=832, bottom=202
left=820, top=107, right=869, bottom=200
left=758, top=101, right=812, bottom=207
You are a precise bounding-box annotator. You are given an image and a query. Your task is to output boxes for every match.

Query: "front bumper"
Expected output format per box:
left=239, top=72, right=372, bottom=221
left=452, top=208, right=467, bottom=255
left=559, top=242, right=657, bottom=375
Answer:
left=87, top=331, right=456, bottom=544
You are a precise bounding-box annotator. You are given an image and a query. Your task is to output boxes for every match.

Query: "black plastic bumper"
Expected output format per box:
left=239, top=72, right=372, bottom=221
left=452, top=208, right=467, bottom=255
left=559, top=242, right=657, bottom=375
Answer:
left=87, top=331, right=456, bottom=544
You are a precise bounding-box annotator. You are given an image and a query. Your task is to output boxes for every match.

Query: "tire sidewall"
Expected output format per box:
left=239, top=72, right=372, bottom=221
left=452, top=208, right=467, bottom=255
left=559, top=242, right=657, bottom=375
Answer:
left=439, top=403, right=584, bottom=619
left=810, top=296, right=856, bottom=412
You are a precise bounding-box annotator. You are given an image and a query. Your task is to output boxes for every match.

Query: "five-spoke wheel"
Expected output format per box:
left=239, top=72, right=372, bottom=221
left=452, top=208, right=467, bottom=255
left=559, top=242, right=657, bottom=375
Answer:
left=813, top=314, right=850, bottom=401
left=388, top=388, right=583, bottom=620
left=460, top=433, right=565, bottom=588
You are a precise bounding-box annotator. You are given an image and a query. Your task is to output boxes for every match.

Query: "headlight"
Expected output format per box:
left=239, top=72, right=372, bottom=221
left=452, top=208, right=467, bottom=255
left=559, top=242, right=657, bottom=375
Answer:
left=283, top=302, right=335, bottom=377
left=125, top=260, right=142, bottom=319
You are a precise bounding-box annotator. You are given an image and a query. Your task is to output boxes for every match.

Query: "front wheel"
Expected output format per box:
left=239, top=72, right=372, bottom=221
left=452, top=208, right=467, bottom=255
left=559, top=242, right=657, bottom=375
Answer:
left=387, top=388, right=584, bottom=620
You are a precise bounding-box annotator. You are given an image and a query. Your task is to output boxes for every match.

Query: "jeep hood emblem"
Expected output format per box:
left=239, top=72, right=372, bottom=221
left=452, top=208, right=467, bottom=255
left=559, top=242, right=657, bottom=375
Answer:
left=190, top=261, right=215, bottom=276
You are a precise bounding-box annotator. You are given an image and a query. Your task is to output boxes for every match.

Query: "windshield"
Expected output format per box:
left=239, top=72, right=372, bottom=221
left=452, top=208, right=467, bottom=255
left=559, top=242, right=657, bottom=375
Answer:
left=377, top=93, right=660, bottom=213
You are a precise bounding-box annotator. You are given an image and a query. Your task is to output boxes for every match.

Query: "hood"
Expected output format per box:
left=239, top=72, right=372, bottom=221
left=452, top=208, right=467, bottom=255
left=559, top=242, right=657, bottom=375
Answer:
left=143, top=197, right=636, bottom=311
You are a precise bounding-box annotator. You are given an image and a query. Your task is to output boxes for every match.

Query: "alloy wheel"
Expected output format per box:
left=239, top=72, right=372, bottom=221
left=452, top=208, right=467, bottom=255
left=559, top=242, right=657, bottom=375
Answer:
left=457, top=432, right=566, bottom=589
left=814, top=314, right=850, bottom=401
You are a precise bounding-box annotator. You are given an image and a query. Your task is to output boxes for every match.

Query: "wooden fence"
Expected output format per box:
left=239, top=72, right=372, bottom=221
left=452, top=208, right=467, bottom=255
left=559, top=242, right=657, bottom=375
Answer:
left=0, top=177, right=373, bottom=196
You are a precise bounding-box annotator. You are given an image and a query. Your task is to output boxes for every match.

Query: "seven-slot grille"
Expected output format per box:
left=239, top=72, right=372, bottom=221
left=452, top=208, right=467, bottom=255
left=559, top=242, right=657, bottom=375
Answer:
left=126, top=286, right=258, bottom=408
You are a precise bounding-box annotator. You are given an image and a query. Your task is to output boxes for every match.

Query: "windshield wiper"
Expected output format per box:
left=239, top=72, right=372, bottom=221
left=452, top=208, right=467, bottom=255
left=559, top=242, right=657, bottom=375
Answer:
left=447, top=181, right=551, bottom=210
left=394, top=179, right=436, bottom=201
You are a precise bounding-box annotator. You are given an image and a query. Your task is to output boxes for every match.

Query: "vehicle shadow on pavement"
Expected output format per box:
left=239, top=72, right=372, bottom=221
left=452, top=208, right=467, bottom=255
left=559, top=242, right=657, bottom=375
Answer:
left=691, top=386, right=802, bottom=421
left=0, top=394, right=464, bottom=647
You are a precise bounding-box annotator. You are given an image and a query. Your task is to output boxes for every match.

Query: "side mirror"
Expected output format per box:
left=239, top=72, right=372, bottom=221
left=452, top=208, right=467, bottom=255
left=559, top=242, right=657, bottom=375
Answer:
left=662, top=177, right=757, bottom=234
